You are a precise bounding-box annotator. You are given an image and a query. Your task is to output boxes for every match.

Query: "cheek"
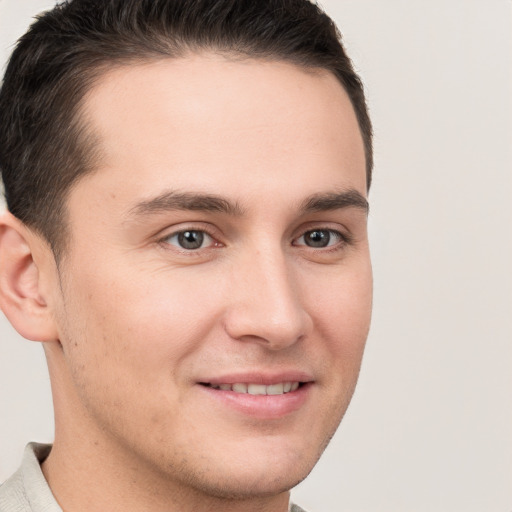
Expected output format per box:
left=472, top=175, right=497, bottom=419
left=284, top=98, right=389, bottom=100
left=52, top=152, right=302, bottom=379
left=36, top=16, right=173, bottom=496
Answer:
left=56, top=268, right=227, bottom=436
left=304, top=261, right=372, bottom=380
left=308, top=260, right=372, bottom=333
left=62, top=265, right=224, bottom=376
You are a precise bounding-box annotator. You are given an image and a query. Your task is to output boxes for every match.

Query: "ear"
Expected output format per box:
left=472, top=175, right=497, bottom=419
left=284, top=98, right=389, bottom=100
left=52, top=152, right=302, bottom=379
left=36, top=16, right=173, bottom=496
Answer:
left=0, top=211, right=59, bottom=342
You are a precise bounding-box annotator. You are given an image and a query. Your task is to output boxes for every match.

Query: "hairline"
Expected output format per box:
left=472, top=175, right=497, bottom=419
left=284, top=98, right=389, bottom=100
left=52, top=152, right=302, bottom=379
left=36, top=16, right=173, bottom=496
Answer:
left=50, top=49, right=371, bottom=263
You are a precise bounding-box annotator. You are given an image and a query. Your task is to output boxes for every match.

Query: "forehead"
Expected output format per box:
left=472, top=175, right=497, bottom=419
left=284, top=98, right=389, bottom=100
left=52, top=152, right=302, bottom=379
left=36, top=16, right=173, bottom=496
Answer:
left=74, top=53, right=366, bottom=214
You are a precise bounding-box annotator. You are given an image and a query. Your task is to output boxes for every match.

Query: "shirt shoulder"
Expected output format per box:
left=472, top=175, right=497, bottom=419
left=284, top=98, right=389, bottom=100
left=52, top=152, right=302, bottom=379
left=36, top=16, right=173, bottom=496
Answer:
left=0, top=468, right=31, bottom=512
left=290, top=503, right=309, bottom=512
left=0, top=443, right=61, bottom=512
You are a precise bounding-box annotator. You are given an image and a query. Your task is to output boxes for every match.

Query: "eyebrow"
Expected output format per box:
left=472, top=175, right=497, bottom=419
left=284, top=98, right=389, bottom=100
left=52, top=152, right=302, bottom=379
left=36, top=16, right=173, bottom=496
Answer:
left=127, top=187, right=368, bottom=219
left=128, top=191, right=245, bottom=218
left=300, top=189, right=369, bottom=214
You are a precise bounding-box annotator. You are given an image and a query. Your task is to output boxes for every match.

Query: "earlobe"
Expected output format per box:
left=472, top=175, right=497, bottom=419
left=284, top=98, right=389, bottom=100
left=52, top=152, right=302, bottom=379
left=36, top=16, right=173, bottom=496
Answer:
left=0, top=211, right=59, bottom=342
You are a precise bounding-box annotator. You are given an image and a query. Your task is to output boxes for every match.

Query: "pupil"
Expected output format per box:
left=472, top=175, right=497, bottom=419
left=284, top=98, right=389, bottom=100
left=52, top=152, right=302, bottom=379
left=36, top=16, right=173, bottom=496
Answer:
left=306, top=230, right=330, bottom=247
left=178, top=231, right=204, bottom=249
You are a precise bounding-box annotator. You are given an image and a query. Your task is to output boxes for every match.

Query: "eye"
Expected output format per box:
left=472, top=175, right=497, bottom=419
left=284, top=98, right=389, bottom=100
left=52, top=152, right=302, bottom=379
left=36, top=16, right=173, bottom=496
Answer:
left=165, top=230, right=214, bottom=250
left=294, top=229, right=344, bottom=248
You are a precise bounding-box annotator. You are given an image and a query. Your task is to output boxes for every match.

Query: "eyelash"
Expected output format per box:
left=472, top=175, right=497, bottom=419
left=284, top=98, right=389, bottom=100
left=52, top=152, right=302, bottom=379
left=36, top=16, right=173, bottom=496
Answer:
left=157, top=226, right=221, bottom=253
left=157, top=226, right=352, bottom=253
left=293, top=229, right=352, bottom=251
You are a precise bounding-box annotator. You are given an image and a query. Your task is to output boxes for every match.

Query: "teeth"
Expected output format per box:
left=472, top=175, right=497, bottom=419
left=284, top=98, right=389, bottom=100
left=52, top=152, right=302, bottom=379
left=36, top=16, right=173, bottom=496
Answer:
left=248, top=383, right=267, bottom=395
left=208, top=382, right=301, bottom=395
left=267, top=383, right=284, bottom=395
left=232, top=383, right=248, bottom=393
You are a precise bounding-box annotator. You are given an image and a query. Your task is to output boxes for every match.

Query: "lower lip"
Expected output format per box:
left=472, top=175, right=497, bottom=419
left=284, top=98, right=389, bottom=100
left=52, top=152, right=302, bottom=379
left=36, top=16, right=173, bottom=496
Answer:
left=198, top=383, right=312, bottom=420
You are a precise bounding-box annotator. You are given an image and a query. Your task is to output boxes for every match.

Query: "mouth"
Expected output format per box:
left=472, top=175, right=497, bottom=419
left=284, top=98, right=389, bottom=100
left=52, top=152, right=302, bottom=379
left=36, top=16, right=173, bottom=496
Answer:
left=197, top=378, right=312, bottom=419
left=200, top=381, right=302, bottom=395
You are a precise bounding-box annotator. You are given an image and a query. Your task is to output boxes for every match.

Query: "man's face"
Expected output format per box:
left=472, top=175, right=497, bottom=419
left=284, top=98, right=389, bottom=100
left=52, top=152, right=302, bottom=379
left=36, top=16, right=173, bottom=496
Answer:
left=48, top=54, right=372, bottom=499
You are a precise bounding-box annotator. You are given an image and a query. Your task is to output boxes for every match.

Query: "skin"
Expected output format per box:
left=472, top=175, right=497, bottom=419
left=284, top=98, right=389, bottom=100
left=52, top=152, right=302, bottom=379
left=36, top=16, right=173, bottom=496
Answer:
left=0, top=53, right=372, bottom=512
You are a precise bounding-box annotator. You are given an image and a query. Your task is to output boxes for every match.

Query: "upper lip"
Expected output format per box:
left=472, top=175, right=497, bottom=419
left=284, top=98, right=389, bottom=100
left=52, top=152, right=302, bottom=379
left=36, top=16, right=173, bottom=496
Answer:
left=198, top=370, right=314, bottom=386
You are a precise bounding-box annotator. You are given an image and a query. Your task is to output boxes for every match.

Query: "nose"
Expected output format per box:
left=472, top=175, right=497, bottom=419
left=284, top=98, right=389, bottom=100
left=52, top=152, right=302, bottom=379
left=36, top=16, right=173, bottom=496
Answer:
left=223, top=248, right=313, bottom=350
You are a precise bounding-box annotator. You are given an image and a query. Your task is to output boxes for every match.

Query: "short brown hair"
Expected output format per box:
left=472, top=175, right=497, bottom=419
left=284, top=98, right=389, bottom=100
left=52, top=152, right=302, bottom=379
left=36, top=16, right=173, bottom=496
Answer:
left=0, top=0, right=373, bottom=259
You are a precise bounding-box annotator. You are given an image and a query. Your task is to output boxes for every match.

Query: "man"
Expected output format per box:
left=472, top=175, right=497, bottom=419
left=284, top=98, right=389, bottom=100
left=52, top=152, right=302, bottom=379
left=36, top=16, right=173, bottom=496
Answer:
left=0, top=1, right=373, bottom=511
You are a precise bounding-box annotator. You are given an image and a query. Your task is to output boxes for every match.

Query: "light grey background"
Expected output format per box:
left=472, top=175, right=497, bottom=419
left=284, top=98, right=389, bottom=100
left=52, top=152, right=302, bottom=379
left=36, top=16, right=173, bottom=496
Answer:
left=1, top=1, right=511, bottom=511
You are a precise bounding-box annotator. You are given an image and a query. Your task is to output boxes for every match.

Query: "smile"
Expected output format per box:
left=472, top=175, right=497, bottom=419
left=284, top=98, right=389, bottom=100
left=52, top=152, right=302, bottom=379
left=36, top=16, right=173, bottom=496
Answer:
left=203, top=382, right=301, bottom=395
left=198, top=378, right=312, bottom=419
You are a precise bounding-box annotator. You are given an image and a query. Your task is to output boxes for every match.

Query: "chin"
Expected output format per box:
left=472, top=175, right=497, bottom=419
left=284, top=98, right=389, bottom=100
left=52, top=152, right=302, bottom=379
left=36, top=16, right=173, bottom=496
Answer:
left=174, top=441, right=323, bottom=501
left=186, top=463, right=312, bottom=501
